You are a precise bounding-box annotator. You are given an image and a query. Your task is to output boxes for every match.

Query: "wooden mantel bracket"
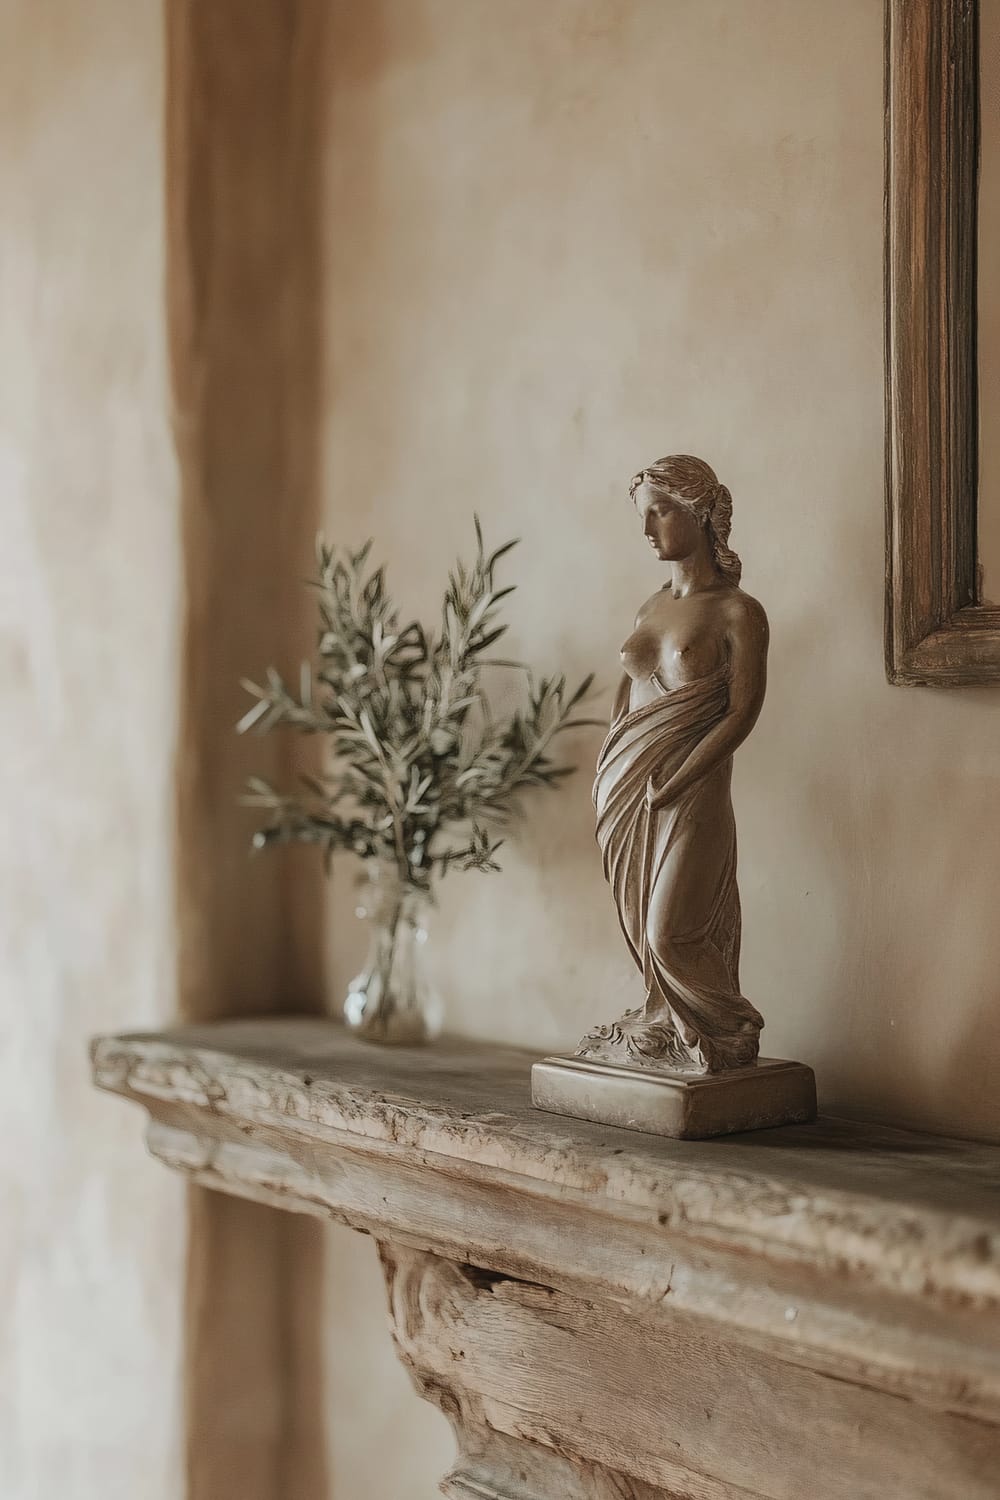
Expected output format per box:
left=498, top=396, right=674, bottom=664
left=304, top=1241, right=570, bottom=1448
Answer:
left=91, top=1018, right=1000, bottom=1500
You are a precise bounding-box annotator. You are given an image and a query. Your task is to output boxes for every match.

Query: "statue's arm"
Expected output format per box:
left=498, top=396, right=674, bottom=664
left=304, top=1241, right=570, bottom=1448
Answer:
left=647, top=598, right=768, bottom=812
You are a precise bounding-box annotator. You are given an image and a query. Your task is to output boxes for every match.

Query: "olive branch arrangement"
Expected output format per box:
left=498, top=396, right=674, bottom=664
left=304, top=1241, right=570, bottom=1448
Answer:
left=238, top=523, right=596, bottom=896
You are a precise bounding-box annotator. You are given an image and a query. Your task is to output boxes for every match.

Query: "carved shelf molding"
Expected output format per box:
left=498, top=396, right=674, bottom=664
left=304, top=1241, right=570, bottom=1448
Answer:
left=92, top=1018, right=1000, bottom=1500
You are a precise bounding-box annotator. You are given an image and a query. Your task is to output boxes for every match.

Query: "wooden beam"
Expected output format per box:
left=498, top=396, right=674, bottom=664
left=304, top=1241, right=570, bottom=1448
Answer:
left=93, top=1019, right=1000, bottom=1500
left=164, top=4, right=329, bottom=1496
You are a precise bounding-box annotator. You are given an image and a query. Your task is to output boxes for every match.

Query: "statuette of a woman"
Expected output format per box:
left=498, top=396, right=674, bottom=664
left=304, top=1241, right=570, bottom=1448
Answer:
left=532, top=455, right=815, bottom=1137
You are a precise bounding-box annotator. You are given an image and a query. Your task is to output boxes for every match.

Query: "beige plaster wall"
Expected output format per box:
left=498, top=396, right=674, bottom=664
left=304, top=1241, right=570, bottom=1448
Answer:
left=0, top=3, right=185, bottom=1497
left=320, top=1, right=1000, bottom=1493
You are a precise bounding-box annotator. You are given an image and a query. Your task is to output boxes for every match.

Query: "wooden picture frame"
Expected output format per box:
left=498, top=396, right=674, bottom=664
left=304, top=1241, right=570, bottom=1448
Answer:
left=885, top=0, right=1000, bottom=684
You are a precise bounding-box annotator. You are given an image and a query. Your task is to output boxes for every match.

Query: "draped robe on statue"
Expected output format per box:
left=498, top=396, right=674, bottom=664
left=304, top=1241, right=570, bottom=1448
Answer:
left=581, top=666, right=763, bottom=1074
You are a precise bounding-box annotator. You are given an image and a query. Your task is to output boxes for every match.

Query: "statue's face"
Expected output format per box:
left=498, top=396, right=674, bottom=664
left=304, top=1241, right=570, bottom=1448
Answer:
left=635, top=483, right=703, bottom=562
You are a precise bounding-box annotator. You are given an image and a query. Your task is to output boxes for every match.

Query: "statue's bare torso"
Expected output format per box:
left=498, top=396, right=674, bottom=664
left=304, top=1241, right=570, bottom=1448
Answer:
left=619, top=582, right=768, bottom=717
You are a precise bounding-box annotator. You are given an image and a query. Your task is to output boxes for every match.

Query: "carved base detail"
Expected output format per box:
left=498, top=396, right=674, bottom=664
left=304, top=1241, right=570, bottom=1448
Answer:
left=376, top=1238, right=997, bottom=1500
left=531, top=1054, right=817, bottom=1139
left=379, top=1243, right=725, bottom=1500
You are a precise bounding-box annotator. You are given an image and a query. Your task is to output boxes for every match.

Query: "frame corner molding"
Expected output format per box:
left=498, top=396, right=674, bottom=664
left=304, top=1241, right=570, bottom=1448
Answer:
left=884, top=0, right=1000, bottom=685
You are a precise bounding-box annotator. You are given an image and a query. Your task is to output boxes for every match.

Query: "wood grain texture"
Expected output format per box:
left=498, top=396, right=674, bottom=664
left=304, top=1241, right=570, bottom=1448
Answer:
left=884, top=0, right=1000, bottom=683
left=91, top=1017, right=1000, bottom=1497
left=380, top=1243, right=1000, bottom=1500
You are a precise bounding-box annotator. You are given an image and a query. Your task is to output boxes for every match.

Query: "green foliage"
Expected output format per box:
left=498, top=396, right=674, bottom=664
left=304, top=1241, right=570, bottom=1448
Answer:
left=238, top=524, right=597, bottom=893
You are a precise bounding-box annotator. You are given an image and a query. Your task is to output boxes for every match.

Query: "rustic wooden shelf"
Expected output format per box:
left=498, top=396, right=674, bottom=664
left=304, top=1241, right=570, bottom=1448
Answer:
left=92, top=1017, right=1000, bottom=1500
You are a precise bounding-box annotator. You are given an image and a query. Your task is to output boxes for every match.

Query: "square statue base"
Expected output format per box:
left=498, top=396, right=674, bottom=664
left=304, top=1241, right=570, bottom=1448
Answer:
left=531, top=1054, right=817, bottom=1140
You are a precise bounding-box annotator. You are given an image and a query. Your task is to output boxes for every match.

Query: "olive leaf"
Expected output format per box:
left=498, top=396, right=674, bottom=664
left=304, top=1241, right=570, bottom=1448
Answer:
left=239, top=521, right=599, bottom=893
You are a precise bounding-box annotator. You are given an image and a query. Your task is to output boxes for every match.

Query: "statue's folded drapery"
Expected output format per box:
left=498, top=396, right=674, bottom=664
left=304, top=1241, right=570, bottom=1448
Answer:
left=586, top=667, right=763, bottom=1073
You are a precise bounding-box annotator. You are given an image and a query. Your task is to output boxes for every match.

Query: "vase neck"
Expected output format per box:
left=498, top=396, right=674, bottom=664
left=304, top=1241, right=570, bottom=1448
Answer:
left=365, top=861, right=425, bottom=926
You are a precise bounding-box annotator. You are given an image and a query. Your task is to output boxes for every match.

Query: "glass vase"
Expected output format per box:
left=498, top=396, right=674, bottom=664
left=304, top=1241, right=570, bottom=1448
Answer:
left=343, top=862, right=443, bottom=1044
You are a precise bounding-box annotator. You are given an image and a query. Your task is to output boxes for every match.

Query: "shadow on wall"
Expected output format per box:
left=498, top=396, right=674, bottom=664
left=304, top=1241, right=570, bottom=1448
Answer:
left=166, top=2, right=330, bottom=1497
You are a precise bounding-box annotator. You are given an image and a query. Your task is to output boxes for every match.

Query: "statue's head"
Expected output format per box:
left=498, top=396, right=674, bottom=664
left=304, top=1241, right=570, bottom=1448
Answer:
left=629, top=454, right=742, bottom=586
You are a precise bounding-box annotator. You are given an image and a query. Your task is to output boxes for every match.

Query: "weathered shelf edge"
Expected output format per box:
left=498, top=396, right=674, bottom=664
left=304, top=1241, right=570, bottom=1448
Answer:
left=91, top=1023, right=1000, bottom=1423
left=90, top=1027, right=1000, bottom=1309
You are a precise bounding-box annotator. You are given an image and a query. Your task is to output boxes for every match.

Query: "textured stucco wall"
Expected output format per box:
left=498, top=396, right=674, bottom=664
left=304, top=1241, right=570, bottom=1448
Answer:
left=0, top=3, right=185, bottom=1497
left=6, top=3, right=999, bottom=1497
left=320, top=2, right=1000, bottom=1495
